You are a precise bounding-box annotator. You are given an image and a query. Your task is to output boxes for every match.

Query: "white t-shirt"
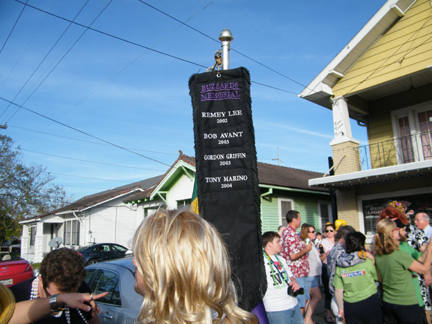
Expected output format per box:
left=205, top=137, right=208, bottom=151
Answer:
left=263, top=253, right=298, bottom=312
left=307, top=245, right=322, bottom=277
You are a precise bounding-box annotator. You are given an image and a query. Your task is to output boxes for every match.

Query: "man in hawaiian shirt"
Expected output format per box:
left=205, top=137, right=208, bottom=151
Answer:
left=281, top=210, right=312, bottom=314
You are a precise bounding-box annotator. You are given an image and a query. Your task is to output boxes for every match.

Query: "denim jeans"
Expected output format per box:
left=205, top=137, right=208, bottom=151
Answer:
left=266, top=304, right=304, bottom=324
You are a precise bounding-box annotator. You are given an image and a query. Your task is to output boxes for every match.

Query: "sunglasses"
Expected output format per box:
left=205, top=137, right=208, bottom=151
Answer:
left=309, top=230, right=315, bottom=234
left=325, top=229, right=334, bottom=233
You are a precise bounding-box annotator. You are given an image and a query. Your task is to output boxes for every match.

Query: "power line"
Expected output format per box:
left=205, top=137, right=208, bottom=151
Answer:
left=14, top=0, right=216, bottom=148
left=0, top=0, right=28, bottom=55
left=13, top=0, right=302, bottom=96
left=0, top=96, right=172, bottom=167
left=14, top=0, right=208, bottom=69
left=137, top=0, right=308, bottom=89
left=9, top=125, right=177, bottom=155
left=20, top=148, right=166, bottom=171
left=7, top=0, right=113, bottom=123
left=50, top=172, right=134, bottom=183
left=1, top=0, right=91, bottom=119
left=345, top=7, right=432, bottom=96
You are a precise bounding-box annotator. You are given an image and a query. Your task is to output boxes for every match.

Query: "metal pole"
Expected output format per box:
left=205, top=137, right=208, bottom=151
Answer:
left=219, top=29, right=233, bottom=70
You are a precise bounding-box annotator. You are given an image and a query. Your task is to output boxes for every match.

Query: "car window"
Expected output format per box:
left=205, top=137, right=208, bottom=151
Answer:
left=89, top=270, right=121, bottom=306
left=101, top=245, right=110, bottom=252
left=84, top=269, right=96, bottom=284
left=111, top=245, right=127, bottom=252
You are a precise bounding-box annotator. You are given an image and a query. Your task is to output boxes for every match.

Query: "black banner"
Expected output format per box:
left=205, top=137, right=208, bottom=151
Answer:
left=189, top=67, right=265, bottom=310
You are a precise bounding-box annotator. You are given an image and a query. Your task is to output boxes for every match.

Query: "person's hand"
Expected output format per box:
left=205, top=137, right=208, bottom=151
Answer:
left=338, top=310, right=346, bottom=323
left=57, top=292, right=108, bottom=317
left=425, top=272, right=432, bottom=286
left=304, top=243, right=312, bottom=253
left=290, top=279, right=300, bottom=292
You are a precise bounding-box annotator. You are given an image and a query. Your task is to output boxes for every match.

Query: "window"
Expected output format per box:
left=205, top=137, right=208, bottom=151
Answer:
left=392, top=103, right=432, bottom=163
left=397, top=116, right=414, bottom=163
left=362, top=192, right=432, bottom=235
left=111, top=245, right=127, bottom=252
left=89, top=270, right=121, bottom=306
left=278, top=199, right=293, bottom=226
left=29, top=226, right=37, bottom=246
left=177, top=199, right=191, bottom=208
left=417, top=110, right=432, bottom=160
left=319, top=202, right=332, bottom=232
left=64, top=220, right=80, bottom=245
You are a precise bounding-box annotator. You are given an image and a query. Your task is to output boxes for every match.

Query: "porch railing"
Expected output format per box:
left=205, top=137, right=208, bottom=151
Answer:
left=358, top=130, right=432, bottom=171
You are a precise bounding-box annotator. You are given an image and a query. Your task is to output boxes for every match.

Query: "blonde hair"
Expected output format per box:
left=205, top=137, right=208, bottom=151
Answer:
left=132, top=208, right=257, bottom=324
left=374, top=219, right=399, bottom=255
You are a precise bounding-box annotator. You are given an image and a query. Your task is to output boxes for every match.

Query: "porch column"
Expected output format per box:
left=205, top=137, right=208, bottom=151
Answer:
left=330, top=96, right=361, bottom=175
left=20, top=224, right=30, bottom=260
left=34, top=221, right=44, bottom=263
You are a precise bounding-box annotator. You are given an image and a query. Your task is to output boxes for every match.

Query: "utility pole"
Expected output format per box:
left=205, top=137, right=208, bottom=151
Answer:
left=272, top=147, right=283, bottom=166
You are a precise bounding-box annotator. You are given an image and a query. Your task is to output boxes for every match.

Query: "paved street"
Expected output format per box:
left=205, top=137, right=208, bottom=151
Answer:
left=312, top=292, right=332, bottom=324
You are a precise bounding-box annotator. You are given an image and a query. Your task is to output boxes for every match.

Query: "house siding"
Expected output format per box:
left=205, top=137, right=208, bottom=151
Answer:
left=333, top=0, right=432, bottom=97
left=367, top=112, right=398, bottom=168
left=84, top=200, right=141, bottom=248
left=166, top=175, right=194, bottom=209
left=260, top=191, right=330, bottom=234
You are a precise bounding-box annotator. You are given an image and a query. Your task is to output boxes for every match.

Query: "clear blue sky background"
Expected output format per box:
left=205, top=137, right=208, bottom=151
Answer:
left=0, top=0, right=384, bottom=200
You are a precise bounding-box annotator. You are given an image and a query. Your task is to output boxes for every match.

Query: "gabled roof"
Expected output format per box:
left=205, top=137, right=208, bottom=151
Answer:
left=299, top=0, right=418, bottom=121
left=123, top=151, right=195, bottom=202
left=24, top=175, right=163, bottom=221
left=257, top=161, right=328, bottom=193
left=124, top=153, right=328, bottom=204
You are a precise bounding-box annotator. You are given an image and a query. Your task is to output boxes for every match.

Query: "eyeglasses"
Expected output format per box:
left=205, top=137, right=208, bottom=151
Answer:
left=309, top=231, right=315, bottom=233
left=325, top=229, right=334, bottom=233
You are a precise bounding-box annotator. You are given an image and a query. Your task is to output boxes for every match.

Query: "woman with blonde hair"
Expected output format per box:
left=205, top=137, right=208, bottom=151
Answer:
left=132, top=208, right=257, bottom=324
left=374, top=219, right=432, bottom=324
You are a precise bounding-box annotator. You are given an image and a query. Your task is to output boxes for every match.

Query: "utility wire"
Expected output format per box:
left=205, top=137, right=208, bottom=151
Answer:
left=50, top=172, right=133, bottom=183
left=9, top=125, right=177, bottom=155
left=2, top=0, right=91, bottom=120
left=0, top=96, right=172, bottom=167
left=7, top=0, right=112, bottom=124
left=345, top=7, right=432, bottom=95
left=0, top=0, right=28, bottom=55
left=13, top=0, right=301, bottom=96
left=14, top=0, right=208, bottom=69
left=0, top=0, right=58, bottom=116
left=14, top=0, right=216, bottom=148
left=137, top=0, right=308, bottom=89
left=20, top=148, right=166, bottom=171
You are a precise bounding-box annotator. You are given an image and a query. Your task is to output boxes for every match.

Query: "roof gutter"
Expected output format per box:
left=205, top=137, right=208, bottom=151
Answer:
left=259, top=184, right=330, bottom=196
left=73, top=212, right=83, bottom=225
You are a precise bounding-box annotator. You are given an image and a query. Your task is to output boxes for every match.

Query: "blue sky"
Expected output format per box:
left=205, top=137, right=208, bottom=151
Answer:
left=0, top=0, right=384, bottom=200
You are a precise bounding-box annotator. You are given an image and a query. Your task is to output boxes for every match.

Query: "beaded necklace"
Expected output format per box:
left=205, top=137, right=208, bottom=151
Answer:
left=29, top=276, right=88, bottom=324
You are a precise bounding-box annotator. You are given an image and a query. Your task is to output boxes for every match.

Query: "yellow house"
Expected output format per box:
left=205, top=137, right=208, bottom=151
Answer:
left=299, top=0, right=432, bottom=240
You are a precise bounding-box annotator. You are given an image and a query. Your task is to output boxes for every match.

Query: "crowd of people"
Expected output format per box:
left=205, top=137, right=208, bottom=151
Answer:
left=262, top=202, right=432, bottom=324
left=1, top=202, right=432, bottom=324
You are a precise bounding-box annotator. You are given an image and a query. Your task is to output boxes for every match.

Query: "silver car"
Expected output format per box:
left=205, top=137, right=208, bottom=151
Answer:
left=85, top=257, right=142, bottom=323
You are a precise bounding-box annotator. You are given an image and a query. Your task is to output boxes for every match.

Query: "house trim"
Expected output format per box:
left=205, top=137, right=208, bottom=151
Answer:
left=308, top=160, right=432, bottom=187
left=150, top=161, right=195, bottom=200
left=259, top=184, right=330, bottom=196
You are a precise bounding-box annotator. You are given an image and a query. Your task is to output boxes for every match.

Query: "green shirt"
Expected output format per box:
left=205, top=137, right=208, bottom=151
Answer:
left=398, top=242, right=423, bottom=307
left=333, top=259, right=377, bottom=303
left=375, top=249, right=417, bottom=305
